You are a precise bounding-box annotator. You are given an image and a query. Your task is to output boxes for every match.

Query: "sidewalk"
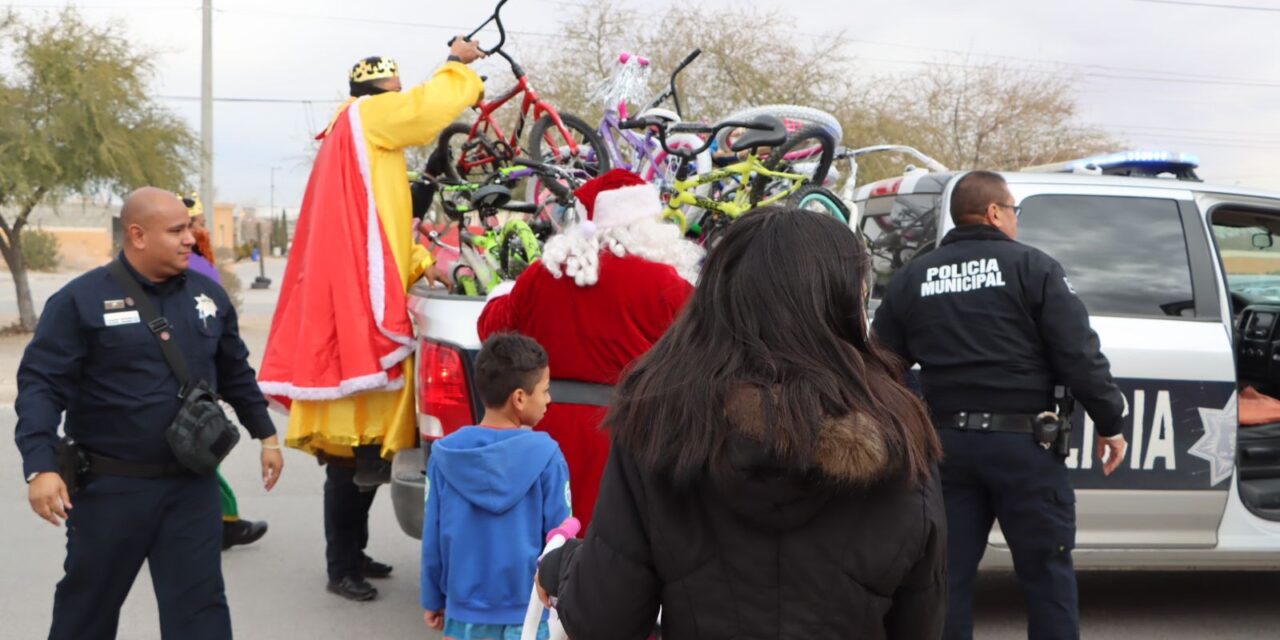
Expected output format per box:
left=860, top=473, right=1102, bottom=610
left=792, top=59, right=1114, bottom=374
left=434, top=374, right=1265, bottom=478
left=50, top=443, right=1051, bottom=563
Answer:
left=0, top=257, right=287, bottom=403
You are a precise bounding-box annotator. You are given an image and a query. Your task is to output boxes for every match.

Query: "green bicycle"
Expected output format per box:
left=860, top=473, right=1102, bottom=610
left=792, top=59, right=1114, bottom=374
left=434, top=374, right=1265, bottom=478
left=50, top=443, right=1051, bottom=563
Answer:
left=618, top=114, right=850, bottom=246
left=415, top=163, right=570, bottom=296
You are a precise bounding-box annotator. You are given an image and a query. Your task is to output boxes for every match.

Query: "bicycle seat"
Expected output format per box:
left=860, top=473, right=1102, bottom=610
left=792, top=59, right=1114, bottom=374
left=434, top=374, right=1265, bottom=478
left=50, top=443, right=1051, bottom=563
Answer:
left=728, top=115, right=788, bottom=153
left=638, top=107, right=681, bottom=124
left=473, top=184, right=513, bottom=210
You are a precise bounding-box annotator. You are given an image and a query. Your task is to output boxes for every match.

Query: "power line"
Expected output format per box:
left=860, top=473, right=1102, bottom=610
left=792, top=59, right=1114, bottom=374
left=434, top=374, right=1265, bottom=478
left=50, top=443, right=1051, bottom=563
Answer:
left=1126, top=0, right=1280, bottom=12
left=212, top=7, right=558, bottom=39
left=7, top=2, right=196, bottom=10
left=158, top=94, right=344, bottom=104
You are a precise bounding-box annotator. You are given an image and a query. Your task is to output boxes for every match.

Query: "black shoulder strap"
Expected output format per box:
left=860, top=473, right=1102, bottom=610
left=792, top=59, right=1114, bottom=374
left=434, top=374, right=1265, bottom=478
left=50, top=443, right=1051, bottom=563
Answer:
left=107, top=260, right=193, bottom=390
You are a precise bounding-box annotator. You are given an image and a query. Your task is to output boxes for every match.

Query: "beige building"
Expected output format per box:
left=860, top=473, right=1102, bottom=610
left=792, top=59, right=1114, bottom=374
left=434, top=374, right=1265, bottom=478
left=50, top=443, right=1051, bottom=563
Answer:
left=210, top=202, right=239, bottom=251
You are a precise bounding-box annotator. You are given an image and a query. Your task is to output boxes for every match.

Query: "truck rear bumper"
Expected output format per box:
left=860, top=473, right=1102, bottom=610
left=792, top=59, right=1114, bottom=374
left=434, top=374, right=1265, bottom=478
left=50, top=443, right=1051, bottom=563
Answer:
left=390, top=447, right=426, bottom=539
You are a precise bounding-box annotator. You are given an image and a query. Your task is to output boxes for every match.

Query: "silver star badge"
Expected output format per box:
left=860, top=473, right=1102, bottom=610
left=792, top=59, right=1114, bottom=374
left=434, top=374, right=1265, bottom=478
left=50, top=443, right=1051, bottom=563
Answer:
left=194, top=293, right=218, bottom=329
left=1189, top=392, right=1237, bottom=487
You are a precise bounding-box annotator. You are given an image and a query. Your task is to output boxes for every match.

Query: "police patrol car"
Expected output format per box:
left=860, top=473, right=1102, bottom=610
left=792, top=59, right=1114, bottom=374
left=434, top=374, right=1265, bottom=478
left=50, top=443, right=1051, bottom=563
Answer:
left=855, top=149, right=1280, bottom=568
left=392, top=148, right=1280, bottom=571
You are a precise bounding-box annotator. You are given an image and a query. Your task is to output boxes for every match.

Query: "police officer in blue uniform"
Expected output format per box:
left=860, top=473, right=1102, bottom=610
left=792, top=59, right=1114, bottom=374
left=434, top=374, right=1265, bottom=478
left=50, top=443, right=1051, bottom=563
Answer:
left=872, top=171, right=1129, bottom=640
left=15, top=187, right=285, bottom=640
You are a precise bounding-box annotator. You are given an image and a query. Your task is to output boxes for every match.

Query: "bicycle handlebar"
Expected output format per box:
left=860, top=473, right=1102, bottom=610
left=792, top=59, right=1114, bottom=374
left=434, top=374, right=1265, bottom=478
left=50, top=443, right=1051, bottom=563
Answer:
left=642, top=48, right=702, bottom=117
left=673, top=48, right=702, bottom=75
left=449, top=0, right=509, bottom=55
left=618, top=117, right=772, bottom=159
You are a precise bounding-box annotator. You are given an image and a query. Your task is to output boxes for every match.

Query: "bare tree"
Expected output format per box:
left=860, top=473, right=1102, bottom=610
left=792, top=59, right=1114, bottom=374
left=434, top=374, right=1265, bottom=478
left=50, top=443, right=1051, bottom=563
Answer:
left=873, top=60, right=1118, bottom=172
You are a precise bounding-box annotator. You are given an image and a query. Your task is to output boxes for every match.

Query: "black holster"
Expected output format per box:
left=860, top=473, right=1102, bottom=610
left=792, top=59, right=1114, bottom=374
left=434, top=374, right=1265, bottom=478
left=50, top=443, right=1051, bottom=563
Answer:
left=54, top=436, right=88, bottom=496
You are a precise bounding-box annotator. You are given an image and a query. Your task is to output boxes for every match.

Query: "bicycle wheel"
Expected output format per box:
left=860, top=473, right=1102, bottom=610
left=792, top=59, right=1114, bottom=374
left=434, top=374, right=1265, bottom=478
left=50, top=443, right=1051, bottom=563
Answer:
left=751, top=124, right=837, bottom=204
left=715, top=105, right=843, bottom=152
left=429, top=122, right=509, bottom=183
left=526, top=113, right=611, bottom=183
left=498, top=221, right=543, bottom=278
left=787, top=185, right=851, bottom=224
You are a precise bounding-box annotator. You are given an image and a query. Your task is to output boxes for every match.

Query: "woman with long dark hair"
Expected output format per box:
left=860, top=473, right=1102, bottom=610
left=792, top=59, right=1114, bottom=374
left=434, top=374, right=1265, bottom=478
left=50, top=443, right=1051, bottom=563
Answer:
left=537, top=207, right=947, bottom=639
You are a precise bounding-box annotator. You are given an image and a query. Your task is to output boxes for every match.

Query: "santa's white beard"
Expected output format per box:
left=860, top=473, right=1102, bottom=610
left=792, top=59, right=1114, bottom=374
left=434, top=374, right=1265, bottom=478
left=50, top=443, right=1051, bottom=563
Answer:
left=540, top=218, right=704, bottom=287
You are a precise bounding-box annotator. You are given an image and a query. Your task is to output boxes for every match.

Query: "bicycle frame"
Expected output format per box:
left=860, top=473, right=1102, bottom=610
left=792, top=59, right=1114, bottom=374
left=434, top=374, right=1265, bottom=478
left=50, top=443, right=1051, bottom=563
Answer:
left=663, top=155, right=809, bottom=232
left=452, top=0, right=583, bottom=176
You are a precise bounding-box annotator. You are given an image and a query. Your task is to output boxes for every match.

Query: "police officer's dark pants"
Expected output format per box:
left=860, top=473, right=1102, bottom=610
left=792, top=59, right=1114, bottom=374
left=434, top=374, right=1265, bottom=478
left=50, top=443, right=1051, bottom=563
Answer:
left=324, top=464, right=378, bottom=582
left=940, top=430, right=1078, bottom=640
left=49, top=473, right=228, bottom=640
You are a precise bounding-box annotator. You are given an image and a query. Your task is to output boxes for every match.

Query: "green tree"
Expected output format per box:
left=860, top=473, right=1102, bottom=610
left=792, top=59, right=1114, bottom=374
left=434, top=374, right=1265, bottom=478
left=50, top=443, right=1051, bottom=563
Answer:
left=0, top=9, right=197, bottom=331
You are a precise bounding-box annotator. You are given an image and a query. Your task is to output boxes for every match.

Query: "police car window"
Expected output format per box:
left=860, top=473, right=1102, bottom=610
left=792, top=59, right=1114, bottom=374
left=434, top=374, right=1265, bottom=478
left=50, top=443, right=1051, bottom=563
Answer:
left=1212, top=222, right=1280, bottom=306
left=1018, top=195, right=1195, bottom=318
left=861, top=193, right=940, bottom=299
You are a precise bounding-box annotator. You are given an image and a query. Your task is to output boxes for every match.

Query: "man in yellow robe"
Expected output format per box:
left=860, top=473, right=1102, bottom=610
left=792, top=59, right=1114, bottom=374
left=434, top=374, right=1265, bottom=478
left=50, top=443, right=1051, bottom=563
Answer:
left=263, top=38, right=484, bottom=602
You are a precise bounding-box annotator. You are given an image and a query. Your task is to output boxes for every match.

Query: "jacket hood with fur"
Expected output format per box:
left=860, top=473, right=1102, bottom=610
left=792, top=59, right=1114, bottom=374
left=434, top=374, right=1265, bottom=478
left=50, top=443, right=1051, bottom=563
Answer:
left=711, top=386, right=902, bottom=530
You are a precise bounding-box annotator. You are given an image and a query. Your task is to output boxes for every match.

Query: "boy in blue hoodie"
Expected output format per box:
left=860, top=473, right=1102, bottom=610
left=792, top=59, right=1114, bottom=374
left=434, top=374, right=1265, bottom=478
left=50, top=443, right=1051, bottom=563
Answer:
left=422, top=333, right=571, bottom=640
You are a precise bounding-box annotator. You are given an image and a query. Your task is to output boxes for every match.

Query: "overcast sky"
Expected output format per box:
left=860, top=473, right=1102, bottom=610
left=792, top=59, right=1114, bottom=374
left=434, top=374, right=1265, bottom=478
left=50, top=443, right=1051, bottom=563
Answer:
left=10, top=0, right=1280, bottom=208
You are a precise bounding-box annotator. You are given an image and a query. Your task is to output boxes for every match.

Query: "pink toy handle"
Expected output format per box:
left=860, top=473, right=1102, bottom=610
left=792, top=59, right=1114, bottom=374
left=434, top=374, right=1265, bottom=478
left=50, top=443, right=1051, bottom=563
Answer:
left=617, top=52, right=650, bottom=67
left=547, top=517, right=581, bottom=543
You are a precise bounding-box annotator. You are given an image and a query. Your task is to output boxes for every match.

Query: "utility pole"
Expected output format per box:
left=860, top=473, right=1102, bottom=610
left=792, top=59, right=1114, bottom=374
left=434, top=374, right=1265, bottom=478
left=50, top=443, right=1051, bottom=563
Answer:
left=252, top=167, right=279, bottom=290
left=200, top=0, right=214, bottom=230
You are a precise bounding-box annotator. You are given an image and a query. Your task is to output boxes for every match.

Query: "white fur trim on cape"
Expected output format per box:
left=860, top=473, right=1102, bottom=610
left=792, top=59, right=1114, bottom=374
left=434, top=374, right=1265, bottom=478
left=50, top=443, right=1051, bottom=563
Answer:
left=591, top=182, right=661, bottom=229
left=540, top=217, right=703, bottom=287
left=349, top=99, right=414, bottom=357
left=259, top=368, right=406, bottom=403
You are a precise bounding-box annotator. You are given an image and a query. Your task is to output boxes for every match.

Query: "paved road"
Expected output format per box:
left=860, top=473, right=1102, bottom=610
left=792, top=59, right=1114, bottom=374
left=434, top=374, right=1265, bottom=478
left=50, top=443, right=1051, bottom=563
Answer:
left=7, top=401, right=1280, bottom=639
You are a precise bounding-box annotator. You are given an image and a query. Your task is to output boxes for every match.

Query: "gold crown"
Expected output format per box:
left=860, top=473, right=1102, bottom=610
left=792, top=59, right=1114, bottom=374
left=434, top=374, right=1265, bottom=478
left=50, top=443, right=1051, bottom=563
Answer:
left=350, top=57, right=399, bottom=83
left=180, top=191, right=203, bottom=217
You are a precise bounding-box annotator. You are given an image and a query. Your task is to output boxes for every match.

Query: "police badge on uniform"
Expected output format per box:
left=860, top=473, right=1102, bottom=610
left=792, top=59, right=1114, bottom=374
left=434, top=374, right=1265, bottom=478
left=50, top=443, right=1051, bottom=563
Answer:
left=194, top=293, right=218, bottom=328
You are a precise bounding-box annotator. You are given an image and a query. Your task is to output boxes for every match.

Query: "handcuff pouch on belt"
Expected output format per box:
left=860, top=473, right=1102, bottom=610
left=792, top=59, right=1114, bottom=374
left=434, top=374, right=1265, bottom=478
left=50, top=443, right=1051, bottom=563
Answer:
left=1034, top=385, right=1076, bottom=457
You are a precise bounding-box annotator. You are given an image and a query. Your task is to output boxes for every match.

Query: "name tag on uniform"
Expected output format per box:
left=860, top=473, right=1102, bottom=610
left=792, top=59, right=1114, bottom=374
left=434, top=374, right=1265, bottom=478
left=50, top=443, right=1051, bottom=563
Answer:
left=103, top=310, right=141, bottom=326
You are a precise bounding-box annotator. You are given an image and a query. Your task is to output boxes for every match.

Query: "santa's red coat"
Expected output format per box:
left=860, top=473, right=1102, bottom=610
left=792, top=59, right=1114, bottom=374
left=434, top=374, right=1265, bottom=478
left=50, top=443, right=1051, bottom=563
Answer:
left=477, top=253, right=693, bottom=530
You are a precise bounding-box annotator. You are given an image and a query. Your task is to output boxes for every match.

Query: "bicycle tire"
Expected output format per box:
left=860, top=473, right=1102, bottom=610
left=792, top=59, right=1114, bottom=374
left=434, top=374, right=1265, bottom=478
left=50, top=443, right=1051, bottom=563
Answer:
left=431, top=122, right=509, bottom=183
left=498, top=221, right=542, bottom=278
left=526, top=112, right=611, bottom=184
left=751, top=124, right=836, bottom=204
left=787, top=185, right=851, bottom=224
left=715, top=104, right=843, bottom=151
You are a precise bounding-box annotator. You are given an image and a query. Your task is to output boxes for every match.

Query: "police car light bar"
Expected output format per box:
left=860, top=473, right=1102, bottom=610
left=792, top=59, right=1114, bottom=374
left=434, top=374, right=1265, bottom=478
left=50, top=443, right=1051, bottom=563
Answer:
left=1022, top=150, right=1201, bottom=181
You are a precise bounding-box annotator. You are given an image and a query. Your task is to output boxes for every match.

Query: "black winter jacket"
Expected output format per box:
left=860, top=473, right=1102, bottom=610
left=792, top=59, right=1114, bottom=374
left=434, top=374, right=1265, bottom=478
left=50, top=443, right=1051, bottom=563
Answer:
left=539, top=389, right=947, bottom=639
left=871, top=224, right=1126, bottom=436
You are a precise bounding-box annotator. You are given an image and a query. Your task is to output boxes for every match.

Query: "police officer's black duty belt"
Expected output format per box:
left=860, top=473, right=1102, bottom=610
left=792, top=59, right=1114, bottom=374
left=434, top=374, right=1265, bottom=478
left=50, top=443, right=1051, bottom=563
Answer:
left=85, top=452, right=192, bottom=478
left=939, top=412, right=1040, bottom=433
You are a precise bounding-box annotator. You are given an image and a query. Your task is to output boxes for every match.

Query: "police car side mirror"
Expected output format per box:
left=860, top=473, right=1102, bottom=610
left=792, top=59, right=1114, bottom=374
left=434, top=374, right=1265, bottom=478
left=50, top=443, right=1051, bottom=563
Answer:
left=1252, top=232, right=1274, bottom=250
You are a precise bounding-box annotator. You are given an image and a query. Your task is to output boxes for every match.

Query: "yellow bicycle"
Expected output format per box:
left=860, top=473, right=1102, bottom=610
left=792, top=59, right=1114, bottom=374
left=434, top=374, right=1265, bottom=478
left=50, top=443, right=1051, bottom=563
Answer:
left=619, top=113, right=849, bottom=245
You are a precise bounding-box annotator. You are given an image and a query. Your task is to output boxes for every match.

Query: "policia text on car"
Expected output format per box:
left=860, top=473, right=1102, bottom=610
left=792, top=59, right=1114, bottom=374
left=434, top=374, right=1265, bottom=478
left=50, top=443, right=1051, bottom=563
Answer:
left=872, top=170, right=1129, bottom=640
left=14, top=188, right=284, bottom=640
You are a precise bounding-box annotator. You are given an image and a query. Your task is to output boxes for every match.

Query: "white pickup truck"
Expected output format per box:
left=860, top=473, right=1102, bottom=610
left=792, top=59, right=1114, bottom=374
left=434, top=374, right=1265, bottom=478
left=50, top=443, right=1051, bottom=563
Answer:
left=393, top=149, right=1280, bottom=570
left=390, top=286, right=486, bottom=538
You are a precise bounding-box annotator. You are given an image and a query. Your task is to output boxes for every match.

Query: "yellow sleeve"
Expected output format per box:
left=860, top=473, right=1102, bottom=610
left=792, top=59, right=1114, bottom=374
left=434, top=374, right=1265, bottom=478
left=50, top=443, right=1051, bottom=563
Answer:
left=410, top=242, right=435, bottom=281
left=360, top=62, right=484, bottom=150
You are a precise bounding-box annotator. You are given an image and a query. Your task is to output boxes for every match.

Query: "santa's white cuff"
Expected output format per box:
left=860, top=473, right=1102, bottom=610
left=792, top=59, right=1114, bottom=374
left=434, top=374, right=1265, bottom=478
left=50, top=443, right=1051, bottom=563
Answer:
left=486, top=280, right=517, bottom=301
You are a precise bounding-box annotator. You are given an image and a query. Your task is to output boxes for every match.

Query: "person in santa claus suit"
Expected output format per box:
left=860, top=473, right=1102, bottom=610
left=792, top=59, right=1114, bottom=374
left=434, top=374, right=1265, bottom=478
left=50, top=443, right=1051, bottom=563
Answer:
left=477, top=169, right=702, bottom=531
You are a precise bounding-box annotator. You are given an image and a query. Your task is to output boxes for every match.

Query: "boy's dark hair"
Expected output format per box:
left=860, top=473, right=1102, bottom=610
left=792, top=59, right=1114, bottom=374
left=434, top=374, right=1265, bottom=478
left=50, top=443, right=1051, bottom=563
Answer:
left=475, top=333, right=549, bottom=409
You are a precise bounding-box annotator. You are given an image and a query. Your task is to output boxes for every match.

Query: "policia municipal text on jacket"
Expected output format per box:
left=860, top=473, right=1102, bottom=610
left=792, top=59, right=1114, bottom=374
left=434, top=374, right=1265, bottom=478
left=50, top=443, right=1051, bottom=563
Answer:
left=537, top=208, right=947, bottom=640
left=15, top=188, right=283, bottom=640
left=872, top=171, right=1128, bottom=640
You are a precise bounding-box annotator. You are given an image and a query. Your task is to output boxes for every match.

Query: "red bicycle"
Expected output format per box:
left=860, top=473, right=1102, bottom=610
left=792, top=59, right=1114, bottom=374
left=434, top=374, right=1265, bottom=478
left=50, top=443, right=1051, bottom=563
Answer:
left=428, top=0, right=609, bottom=185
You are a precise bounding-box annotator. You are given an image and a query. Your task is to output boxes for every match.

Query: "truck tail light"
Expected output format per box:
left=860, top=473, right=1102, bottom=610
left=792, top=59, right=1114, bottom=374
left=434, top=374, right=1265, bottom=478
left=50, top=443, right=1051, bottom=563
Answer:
left=419, top=340, right=475, bottom=441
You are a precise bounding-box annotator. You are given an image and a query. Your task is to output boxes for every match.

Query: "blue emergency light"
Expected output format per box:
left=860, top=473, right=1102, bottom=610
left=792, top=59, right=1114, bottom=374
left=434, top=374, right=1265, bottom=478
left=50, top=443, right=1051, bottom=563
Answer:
left=1023, top=150, right=1201, bottom=181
